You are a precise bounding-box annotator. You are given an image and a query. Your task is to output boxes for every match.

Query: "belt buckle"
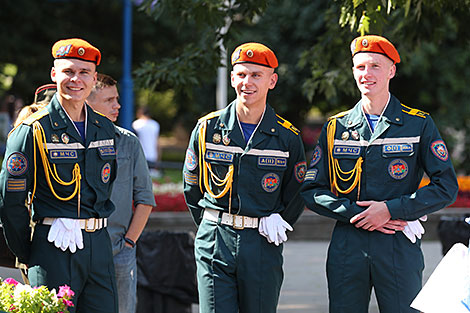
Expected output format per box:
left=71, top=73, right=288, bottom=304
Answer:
left=232, top=215, right=245, bottom=230
left=85, top=218, right=97, bottom=232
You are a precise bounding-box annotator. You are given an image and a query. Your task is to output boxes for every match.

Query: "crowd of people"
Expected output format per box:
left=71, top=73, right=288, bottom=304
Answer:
left=0, top=34, right=460, bottom=313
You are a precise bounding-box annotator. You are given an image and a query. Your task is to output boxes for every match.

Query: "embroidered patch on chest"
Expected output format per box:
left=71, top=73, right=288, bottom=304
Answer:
left=333, top=146, right=361, bottom=156
left=258, top=156, right=287, bottom=167
left=310, top=146, right=322, bottom=167
left=98, top=146, right=116, bottom=157
left=295, top=161, right=307, bottom=183
left=261, top=173, right=280, bottom=193
left=50, top=150, right=78, bottom=159
left=430, top=140, right=448, bottom=161
left=206, top=150, right=234, bottom=162
left=101, top=163, right=111, bottom=183
left=383, top=144, right=413, bottom=154
left=388, top=159, right=408, bottom=180
left=6, top=152, right=28, bottom=176
left=185, top=149, right=197, bottom=171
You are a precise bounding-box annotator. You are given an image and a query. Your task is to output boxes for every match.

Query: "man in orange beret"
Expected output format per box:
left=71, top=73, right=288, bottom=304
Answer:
left=0, top=38, right=118, bottom=313
left=301, top=35, right=458, bottom=312
left=183, top=42, right=306, bottom=312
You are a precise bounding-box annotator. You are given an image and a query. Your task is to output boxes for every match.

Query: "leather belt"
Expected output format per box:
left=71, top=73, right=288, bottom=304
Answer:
left=40, top=217, right=108, bottom=232
left=203, top=208, right=258, bottom=230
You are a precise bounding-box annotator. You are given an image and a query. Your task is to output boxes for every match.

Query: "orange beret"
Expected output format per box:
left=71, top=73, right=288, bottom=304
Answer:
left=52, top=38, right=101, bottom=65
left=34, top=84, right=56, bottom=103
left=350, top=35, right=400, bottom=64
left=231, top=42, right=278, bottom=68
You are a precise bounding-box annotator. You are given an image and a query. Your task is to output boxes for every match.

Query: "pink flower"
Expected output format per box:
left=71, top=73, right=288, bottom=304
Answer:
left=4, top=278, right=19, bottom=286
left=62, top=299, right=74, bottom=307
left=58, top=284, right=75, bottom=298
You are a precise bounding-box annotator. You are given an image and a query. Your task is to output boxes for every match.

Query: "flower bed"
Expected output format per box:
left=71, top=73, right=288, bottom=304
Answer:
left=152, top=176, right=470, bottom=212
left=0, top=278, right=74, bottom=313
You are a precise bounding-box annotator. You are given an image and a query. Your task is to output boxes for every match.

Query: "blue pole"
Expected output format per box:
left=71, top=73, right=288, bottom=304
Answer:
left=120, top=0, right=133, bottom=130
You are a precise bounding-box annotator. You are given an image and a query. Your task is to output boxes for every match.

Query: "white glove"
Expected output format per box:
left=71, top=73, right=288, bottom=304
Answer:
left=258, top=213, right=293, bottom=246
left=402, top=216, right=427, bottom=243
left=47, top=218, right=83, bottom=253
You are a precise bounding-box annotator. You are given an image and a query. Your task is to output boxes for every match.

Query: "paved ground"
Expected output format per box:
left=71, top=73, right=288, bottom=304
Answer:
left=0, top=240, right=444, bottom=313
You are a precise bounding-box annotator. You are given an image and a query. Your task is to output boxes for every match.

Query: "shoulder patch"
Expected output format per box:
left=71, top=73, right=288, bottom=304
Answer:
left=198, top=110, right=223, bottom=123
left=22, top=108, right=49, bottom=125
left=328, top=109, right=351, bottom=121
left=276, top=114, right=299, bottom=135
left=401, top=104, right=428, bottom=119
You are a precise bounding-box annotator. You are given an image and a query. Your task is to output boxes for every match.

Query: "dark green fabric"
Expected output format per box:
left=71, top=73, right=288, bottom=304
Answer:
left=301, top=94, right=459, bottom=313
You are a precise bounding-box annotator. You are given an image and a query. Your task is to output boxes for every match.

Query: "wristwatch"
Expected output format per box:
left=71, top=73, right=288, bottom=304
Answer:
left=124, top=237, right=136, bottom=248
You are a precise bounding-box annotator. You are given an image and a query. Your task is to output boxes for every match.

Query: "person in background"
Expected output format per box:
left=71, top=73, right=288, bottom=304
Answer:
left=87, top=73, right=155, bottom=313
left=183, top=42, right=307, bottom=313
left=132, top=106, right=161, bottom=178
left=300, top=35, right=459, bottom=313
left=0, top=38, right=118, bottom=312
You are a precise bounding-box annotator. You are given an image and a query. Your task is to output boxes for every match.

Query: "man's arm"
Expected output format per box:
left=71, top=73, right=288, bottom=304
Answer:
left=124, top=204, right=153, bottom=247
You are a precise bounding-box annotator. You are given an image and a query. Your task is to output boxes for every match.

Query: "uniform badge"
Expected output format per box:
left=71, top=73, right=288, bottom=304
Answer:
left=295, top=161, right=307, bottom=183
left=246, top=49, right=254, bottom=58
left=78, top=47, right=85, bottom=56
left=305, top=169, right=318, bottom=182
left=212, top=133, right=221, bottom=144
left=184, top=171, right=198, bottom=186
left=6, top=178, right=26, bottom=192
left=362, top=38, right=369, bottom=47
left=6, top=152, right=28, bottom=176
left=431, top=140, right=448, bottom=161
left=61, top=133, right=69, bottom=144
left=261, top=173, right=280, bottom=193
left=185, top=148, right=197, bottom=171
left=388, top=159, right=408, bottom=180
left=222, top=135, right=231, bottom=146
left=341, top=131, right=349, bottom=141
left=51, top=134, right=60, bottom=143
left=351, top=130, right=360, bottom=140
left=232, top=48, right=242, bottom=64
left=101, top=163, right=111, bottom=183
left=310, top=145, right=322, bottom=167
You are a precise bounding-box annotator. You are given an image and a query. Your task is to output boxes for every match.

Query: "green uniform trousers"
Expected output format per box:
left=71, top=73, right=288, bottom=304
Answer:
left=28, top=224, right=118, bottom=313
left=195, top=218, right=283, bottom=313
left=327, top=222, right=423, bottom=313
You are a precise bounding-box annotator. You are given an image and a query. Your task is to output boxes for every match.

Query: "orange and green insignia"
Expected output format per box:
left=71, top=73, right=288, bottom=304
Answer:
left=401, top=104, right=428, bottom=119
left=276, top=114, right=299, bottom=135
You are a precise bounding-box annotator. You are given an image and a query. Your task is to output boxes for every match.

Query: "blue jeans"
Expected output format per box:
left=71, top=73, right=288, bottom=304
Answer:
left=113, top=246, right=137, bottom=313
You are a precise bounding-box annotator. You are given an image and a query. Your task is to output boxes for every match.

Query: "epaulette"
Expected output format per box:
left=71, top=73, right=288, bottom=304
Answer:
left=276, top=114, right=299, bottom=135
left=23, top=108, right=49, bottom=125
left=198, top=110, right=223, bottom=123
left=328, top=109, right=351, bottom=121
left=401, top=103, right=428, bottom=119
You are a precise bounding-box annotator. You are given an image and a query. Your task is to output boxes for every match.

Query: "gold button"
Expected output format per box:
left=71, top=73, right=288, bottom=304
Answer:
left=219, top=123, right=224, bottom=127
left=271, top=128, right=275, bottom=132
left=54, top=122, right=58, bottom=126
left=348, top=121, right=352, bottom=125
left=396, top=117, right=400, bottom=122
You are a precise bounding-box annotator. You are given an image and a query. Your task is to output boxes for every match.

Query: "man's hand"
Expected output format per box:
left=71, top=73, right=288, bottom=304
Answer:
left=350, top=201, right=391, bottom=231
left=375, top=219, right=408, bottom=234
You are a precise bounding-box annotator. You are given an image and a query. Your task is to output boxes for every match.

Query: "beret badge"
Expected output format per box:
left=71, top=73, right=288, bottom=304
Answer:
left=78, top=47, right=85, bottom=56
left=246, top=49, right=254, bottom=58
left=361, top=38, right=369, bottom=47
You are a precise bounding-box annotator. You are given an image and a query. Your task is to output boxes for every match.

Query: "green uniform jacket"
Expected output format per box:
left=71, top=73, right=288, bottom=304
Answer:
left=183, top=101, right=307, bottom=226
left=301, top=95, right=458, bottom=222
left=0, top=95, right=117, bottom=263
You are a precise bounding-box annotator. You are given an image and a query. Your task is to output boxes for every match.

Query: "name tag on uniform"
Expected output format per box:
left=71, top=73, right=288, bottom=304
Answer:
left=205, top=150, right=234, bottom=162
left=98, top=146, right=116, bottom=157
left=258, top=156, right=287, bottom=167
left=333, top=146, right=361, bottom=156
left=383, top=144, right=413, bottom=153
left=50, top=150, right=78, bottom=159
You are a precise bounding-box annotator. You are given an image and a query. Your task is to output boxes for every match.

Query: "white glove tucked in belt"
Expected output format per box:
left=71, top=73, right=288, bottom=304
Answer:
left=47, top=218, right=84, bottom=253
left=258, top=213, right=293, bottom=246
left=403, top=215, right=427, bottom=243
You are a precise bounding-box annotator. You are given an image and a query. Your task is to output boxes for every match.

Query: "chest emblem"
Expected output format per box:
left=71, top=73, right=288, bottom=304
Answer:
left=6, top=153, right=28, bottom=176
left=185, top=148, right=197, bottom=171
left=388, top=159, right=408, bottom=180
left=206, top=150, right=234, bottom=162
left=261, top=173, right=280, bottom=193
left=61, top=133, right=70, bottom=144
left=430, top=140, right=448, bottom=161
left=258, top=157, right=287, bottom=167
left=101, top=163, right=111, bottom=183
left=212, top=133, right=221, bottom=144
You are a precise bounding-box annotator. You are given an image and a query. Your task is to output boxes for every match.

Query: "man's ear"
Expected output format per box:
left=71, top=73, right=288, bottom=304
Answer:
left=269, top=73, right=278, bottom=90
